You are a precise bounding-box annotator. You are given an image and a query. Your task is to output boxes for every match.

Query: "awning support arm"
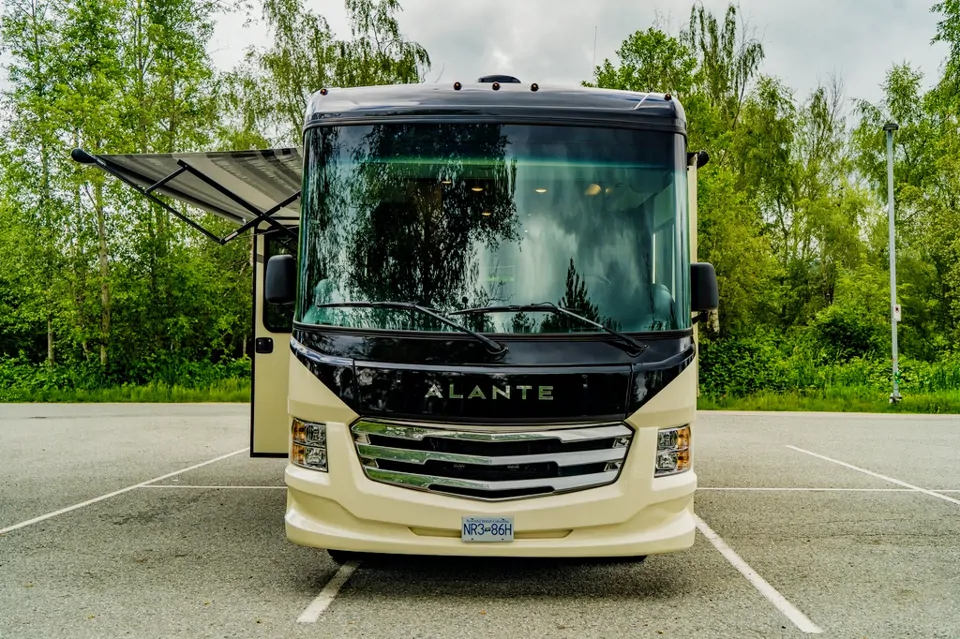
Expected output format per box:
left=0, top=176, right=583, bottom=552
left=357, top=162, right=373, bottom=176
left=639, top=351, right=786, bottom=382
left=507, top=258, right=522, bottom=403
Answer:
left=145, top=165, right=189, bottom=194
left=175, top=159, right=298, bottom=240
left=72, top=149, right=228, bottom=244
left=221, top=190, right=301, bottom=243
left=70, top=148, right=301, bottom=245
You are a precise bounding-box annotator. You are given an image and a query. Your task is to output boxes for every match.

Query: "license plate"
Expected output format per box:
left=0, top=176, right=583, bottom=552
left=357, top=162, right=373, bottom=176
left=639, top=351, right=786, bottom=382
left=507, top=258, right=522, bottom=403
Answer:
left=461, top=516, right=514, bottom=542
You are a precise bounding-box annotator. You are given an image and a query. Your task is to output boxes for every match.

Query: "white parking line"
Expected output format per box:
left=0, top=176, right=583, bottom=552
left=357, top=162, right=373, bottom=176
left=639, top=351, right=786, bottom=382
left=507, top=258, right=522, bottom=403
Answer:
left=699, top=487, right=913, bottom=492
left=0, top=447, right=249, bottom=536
left=695, top=515, right=823, bottom=634
left=140, top=485, right=285, bottom=489
left=297, top=560, right=360, bottom=623
left=786, top=446, right=960, bottom=507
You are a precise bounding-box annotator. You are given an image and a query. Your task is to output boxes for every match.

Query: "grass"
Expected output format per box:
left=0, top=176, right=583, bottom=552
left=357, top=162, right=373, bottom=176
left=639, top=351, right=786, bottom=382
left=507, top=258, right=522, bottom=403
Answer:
left=699, top=386, right=960, bottom=414
left=3, top=378, right=959, bottom=414
left=1, top=378, right=251, bottom=403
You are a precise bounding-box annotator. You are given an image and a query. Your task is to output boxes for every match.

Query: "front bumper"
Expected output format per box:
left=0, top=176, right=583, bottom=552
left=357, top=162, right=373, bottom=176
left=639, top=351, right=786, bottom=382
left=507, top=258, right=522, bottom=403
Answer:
left=284, top=421, right=697, bottom=557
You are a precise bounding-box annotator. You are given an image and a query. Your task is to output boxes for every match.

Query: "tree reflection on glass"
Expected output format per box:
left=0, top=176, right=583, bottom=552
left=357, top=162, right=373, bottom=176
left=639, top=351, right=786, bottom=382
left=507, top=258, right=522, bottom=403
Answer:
left=296, top=122, right=690, bottom=334
left=345, top=122, right=520, bottom=331
left=300, top=122, right=522, bottom=331
left=541, top=258, right=621, bottom=332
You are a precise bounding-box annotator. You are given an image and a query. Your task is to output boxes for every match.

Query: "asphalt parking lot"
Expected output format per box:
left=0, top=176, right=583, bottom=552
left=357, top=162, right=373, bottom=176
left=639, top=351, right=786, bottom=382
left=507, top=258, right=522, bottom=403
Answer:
left=2, top=404, right=959, bottom=638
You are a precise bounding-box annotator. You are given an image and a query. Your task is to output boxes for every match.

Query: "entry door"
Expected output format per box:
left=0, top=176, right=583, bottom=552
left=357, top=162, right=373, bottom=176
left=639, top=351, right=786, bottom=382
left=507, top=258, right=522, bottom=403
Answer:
left=251, top=227, right=297, bottom=456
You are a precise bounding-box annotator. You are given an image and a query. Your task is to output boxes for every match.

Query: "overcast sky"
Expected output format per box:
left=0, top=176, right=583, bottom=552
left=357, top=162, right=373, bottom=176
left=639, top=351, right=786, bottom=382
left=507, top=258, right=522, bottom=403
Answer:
left=209, top=0, right=949, bottom=109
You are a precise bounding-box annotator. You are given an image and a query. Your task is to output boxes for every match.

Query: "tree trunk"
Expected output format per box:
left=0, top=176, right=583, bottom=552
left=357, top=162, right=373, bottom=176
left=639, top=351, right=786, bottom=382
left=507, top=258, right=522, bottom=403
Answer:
left=71, top=129, right=86, bottom=361
left=96, top=180, right=111, bottom=366
left=47, top=316, right=54, bottom=364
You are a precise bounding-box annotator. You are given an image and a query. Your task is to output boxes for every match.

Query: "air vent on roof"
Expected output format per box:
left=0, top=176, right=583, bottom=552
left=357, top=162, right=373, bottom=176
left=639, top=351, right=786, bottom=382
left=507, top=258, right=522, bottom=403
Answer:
left=478, top=75, right=520, bottom=83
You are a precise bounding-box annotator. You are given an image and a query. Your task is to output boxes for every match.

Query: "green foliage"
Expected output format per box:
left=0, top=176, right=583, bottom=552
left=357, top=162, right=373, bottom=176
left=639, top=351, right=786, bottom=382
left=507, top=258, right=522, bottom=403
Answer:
left=0, top=0, right=436, bottom=402
left=0, top=354, right=250, bottom=401
left=699, top=388, right=960, bottom=414
left=2, top=378, right=251, bottom=403
left=699, top=330, right=960, bottom=398
left=586, top=1, right=960, bottom=412
left=1, top=0, right=959, bottom=411
left=0, top=0, right=251, bottom=389
left=583, top=26, right=698, bottom=98
left=809, top=263, right=889, bottom=358
left=221, top=0, right=430, bottom=145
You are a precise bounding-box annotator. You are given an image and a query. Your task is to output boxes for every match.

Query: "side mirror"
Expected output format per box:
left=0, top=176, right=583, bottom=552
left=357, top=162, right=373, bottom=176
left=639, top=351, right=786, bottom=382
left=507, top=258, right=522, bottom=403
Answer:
left=691, top=262, right=719, bottom=313
left=265, top=254, right=296, bottom=305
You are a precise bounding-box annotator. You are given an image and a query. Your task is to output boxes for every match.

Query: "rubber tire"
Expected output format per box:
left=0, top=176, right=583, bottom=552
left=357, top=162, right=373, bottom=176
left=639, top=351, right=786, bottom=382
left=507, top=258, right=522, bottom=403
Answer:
left=327, top=549, right=362, bottom=564
left=326, top=550, right=646, bottom=564
left=593, top=555, right=647, bottom=565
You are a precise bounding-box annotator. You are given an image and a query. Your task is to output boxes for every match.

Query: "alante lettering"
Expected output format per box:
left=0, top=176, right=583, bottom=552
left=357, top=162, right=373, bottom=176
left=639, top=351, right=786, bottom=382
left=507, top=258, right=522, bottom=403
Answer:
left=425, top=383, right=554, bottom=400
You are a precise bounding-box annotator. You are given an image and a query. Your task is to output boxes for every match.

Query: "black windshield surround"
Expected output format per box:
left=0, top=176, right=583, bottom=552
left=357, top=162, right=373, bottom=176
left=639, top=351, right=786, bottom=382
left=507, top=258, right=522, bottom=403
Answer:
left=291, top=113, right=695, bottom=421
left=295, top=121, right=691, bottom=339
left=449, top=302, right=647, bottom=356
left=291, top=326, right=695, bottom=424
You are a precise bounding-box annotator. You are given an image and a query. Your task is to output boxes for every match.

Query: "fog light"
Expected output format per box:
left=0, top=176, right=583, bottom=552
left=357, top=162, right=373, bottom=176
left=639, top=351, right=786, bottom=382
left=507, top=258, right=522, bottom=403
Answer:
left=291, top=418, right=327, bottom=471
left=292, top=443, right=327, bottom=470
left=655, top=425, right=690, bottom=477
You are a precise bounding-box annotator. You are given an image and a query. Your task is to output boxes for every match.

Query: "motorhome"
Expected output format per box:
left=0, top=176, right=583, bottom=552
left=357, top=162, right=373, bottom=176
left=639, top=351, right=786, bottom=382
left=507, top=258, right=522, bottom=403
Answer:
left=72, top=75, right=719, bottom=562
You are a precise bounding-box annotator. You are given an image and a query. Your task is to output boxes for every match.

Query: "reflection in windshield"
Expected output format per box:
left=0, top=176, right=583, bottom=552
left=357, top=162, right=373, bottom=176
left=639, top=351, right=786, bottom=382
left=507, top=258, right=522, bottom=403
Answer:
left=296, top=122, right=691, bottom=334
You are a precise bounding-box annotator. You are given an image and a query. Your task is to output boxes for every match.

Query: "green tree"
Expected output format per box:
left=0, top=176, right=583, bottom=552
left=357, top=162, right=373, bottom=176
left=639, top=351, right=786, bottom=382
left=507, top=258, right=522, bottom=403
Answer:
left=584, top=26, right=698, bottom=99
left=223, top=0, right=430, bottom=146
left=586, top=2, right=775, bottom=336
left=58, top=0, right=127, bottom=365
left=851, top=63, right=960, bottom=358
left=0, top=0, right=68, bottom=362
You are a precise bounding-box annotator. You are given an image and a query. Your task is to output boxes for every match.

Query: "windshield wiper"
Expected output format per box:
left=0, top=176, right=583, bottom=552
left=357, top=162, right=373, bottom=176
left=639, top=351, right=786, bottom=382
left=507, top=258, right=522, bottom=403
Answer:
left=449, top=302, right=647, bottom=356
left=312, top=301, right=508, bottom=355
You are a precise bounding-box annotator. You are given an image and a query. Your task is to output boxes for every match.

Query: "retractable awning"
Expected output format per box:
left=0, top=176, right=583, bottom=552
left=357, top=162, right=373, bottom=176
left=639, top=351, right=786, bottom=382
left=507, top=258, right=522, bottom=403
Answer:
left=71, top=147, right=303, bottom=244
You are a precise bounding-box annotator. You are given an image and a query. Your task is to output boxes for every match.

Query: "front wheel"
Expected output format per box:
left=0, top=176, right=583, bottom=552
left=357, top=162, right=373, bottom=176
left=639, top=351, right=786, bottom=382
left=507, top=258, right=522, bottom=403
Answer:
left=591, top=554, right=647, bottom=565
left=326, top=549, right=362, bottom=564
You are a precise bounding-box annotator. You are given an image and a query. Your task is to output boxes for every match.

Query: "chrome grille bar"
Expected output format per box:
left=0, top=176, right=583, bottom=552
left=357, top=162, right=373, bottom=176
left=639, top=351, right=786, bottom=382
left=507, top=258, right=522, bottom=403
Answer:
left=356, top=443, right=627, bottom=467
left=350, top=419, right=634, bottom=501
left=364, top=467, right=621, bottom=494
left=352, top=420, right=632, bottom=442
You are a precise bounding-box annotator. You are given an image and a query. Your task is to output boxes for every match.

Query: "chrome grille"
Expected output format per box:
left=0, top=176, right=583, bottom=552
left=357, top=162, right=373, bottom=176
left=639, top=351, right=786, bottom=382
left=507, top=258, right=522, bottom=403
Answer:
left=350, top=419, right=634, bottom=501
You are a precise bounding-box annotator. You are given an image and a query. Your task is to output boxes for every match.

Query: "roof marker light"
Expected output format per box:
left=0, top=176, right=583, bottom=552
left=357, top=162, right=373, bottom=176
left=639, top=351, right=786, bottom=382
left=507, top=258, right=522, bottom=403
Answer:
left=664, top=93, right=672, bottom=101
left=319, top=88, right=328, bottom=96
left=454, top=82, right=462, bottom=90
left=531, top=83, right=539, bottom=92
left=478, top=75, right=520, bottom=83
left=492, top=82, right=501, bottom=91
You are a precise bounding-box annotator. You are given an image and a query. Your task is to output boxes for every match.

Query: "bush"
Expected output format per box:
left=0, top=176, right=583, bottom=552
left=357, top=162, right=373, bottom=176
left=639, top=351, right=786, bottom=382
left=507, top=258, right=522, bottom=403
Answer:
left=4, top=331, right=959, bottom=408
left=699, top=329, right=960, bottom=398
left=810, top=304, right=886, bottom=359
left=0, top=353, right=251, bottom=402
left=808, top=263, right=890, bottom=360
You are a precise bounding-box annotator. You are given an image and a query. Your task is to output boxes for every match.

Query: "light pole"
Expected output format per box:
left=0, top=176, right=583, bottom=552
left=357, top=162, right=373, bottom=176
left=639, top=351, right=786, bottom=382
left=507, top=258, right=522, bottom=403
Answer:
left=883, top=121, right=901, bottom=403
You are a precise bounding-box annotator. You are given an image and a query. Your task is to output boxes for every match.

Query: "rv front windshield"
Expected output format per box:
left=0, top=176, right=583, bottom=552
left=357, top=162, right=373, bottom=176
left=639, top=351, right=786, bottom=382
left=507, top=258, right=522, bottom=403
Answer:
left=295, top=122, right=691, bottom=334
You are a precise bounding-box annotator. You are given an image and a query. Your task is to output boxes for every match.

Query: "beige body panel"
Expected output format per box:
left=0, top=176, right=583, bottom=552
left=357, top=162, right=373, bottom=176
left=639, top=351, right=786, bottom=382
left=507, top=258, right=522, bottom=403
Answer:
left=251, top=230, right=295, bottom=455
left=688, top=162, right=700, bottom=395
left=279, top=146, right=703, bottom=557
left=282, top=362, right=698, bottom=557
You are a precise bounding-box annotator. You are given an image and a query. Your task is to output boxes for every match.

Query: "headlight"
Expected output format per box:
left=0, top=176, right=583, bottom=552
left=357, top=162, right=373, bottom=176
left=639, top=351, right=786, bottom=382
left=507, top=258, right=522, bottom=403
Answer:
left=291, top=418, right=327, bottom=471
left=655, top=425, right=690, bottom=477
